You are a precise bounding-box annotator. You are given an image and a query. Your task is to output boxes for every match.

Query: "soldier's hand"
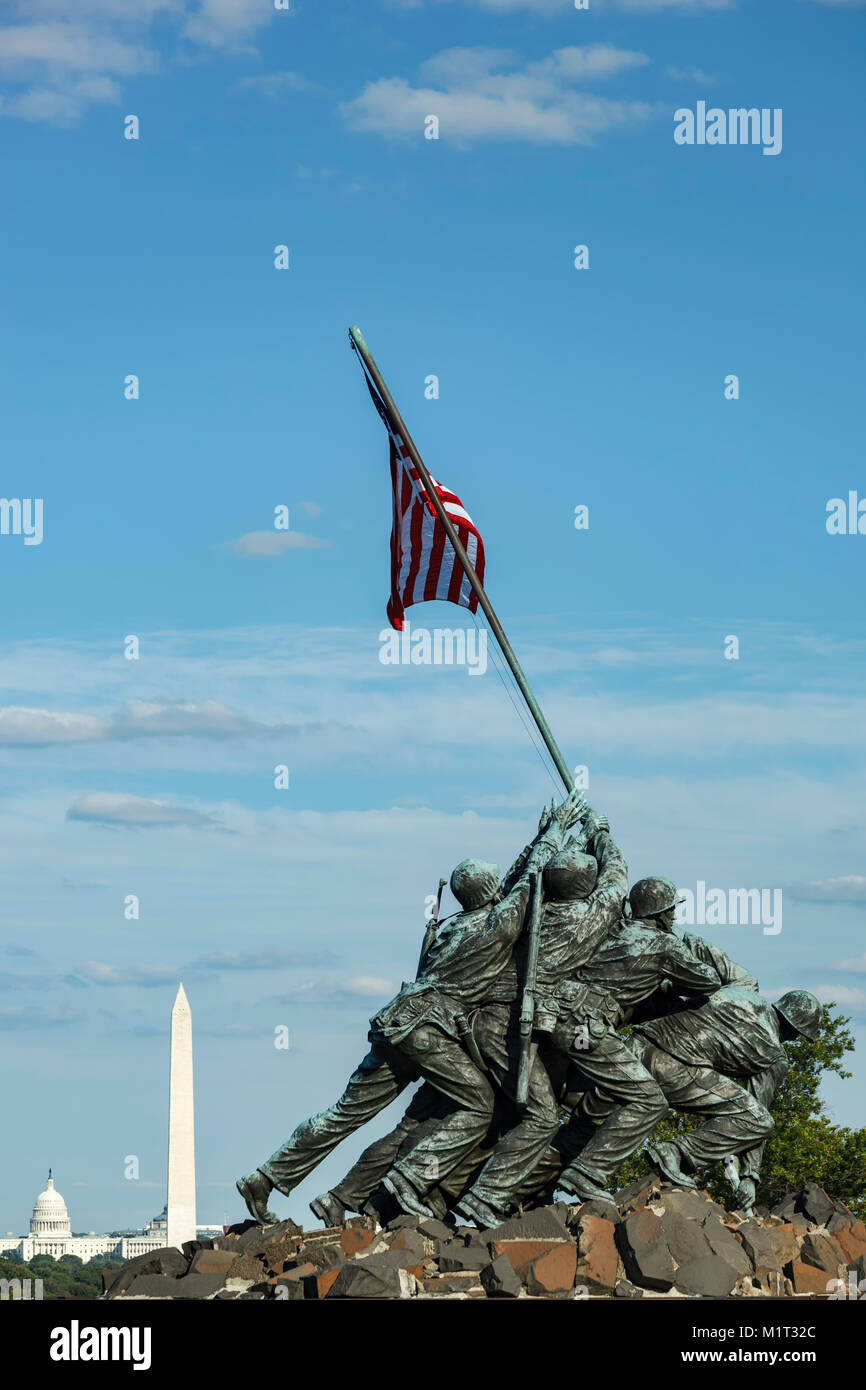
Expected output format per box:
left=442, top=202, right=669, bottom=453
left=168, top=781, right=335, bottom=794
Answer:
left=556, top=789, right=586, bottom=831
left=582, top=806, right=610, bottom=838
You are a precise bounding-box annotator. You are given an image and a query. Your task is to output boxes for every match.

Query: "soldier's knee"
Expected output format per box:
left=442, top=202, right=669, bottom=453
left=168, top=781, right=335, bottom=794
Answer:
left=755, top=1109, right=774, bottom=1138
left=639, top=1085, right=668, bottom=1124
left=524, top=1096, right=560, bottom=1139
left=541, top=1099, right=561, bottom=1134
left=743, top=1093, right=774, bottom=1138
left=468, top=1083, right=496, bottom=1125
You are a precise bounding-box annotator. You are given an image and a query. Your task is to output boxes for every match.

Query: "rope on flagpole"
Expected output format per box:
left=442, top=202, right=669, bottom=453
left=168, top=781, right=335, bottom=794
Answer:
left=467, top=608, right=565, bottom=796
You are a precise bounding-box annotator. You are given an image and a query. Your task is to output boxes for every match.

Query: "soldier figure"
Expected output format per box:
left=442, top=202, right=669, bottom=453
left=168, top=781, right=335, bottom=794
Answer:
left=637, top=986, right=822, bottom=1208
left=537, top=876, right=725, bottom=1201
left=238, top=811, right=824, bottom=1228
left=236, top=790, right=583, bottom=1225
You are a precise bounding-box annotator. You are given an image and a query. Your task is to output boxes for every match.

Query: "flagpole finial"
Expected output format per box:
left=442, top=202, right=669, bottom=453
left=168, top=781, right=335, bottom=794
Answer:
left=349, top=324, right=366, bottom=355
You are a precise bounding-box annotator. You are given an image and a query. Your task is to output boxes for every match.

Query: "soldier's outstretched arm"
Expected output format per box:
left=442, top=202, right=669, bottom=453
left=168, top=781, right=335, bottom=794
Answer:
left=591, top=829, right=627, bottom=897
left=574, top=817, right=628, bottom=913
left=533, top=813, right=627, bottom=976
left=499, top=792, right=583, bottom=894
left=682, top=932, right=759, bottom=990
left=569, top=804, right=627, bottom=901
left=661, top=935, right=726, bottom=997
left=486, top=794, right=584, bottom=949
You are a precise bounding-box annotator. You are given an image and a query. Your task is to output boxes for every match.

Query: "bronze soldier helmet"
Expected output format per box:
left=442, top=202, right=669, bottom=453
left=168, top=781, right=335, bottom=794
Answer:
left=773, top=990, right=822, bottom=1041
left=543, top=843, right=598, bottom=901
left=450, top=858, right=501, bottom=910
left=629, top=876, right=686, bottom=921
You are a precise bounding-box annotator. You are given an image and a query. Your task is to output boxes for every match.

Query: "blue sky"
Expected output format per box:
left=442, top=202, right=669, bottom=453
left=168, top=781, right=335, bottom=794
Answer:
left=1, top=0, right=864, bottom=1234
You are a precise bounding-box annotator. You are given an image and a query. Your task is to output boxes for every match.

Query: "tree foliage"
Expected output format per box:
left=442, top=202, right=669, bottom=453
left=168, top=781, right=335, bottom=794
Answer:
left=0, top=1252, right=123, bottom=1300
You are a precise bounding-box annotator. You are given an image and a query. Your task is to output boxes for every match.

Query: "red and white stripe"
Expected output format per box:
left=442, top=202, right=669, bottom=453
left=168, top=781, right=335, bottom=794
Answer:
left=384, top=420, right=485, bottom=631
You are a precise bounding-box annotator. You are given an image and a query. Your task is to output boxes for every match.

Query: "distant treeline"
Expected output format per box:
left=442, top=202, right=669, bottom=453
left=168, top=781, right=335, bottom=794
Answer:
left=0, top=1251, right=123, bottom=1300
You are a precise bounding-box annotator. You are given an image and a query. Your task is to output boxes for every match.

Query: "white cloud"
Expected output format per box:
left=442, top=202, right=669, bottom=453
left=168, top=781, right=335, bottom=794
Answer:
left=0, top=1, right=279, bottom=124
left=235, top=71, right=318, bottom=100
left=666, top=65, right=718, bottom=83
left=0, top=707, right=107, bottom=745
left=0, top=698, right=295, bottom=745
left=66, top=792, right=216, bottom=828
left=530, top=46, right=652, bottom=81
left=1, top=74, right=122, bottom=122
left=110, top=697, right=272, bottom=738
left=790, top=876, right=866, bottom=904
left=0, top=1003, right=83, bottom=1029
left=181, top=0, right=276, bottom=50
left=608, top=0, right=733, bottom=8
left=189, top=949, right=333, bottom=971
left=834, top=953, right=866, bottom=973
left=230, top=531, right=330, bottom=557
left=0, top=20, right=157, bottom=76
left=74, top=960, right=181, bottom=987
left=343, top=975, right=397, bottom=997
left=340, top=45, right=656, bottom=147
left=813, top=985, right=866, bottom=1007
left=393, top=0, right=733, bottom=11
left=66, top=948, right=334, bottom=990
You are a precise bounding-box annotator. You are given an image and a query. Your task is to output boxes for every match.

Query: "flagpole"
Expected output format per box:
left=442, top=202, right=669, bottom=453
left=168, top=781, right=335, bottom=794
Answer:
left=349, top=323, right=574, bottom=795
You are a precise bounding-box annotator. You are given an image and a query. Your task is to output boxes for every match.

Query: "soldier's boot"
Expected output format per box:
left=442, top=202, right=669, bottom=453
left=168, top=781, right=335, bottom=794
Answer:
left=423, top=1186, right=450, bottom=1221
left=556, top=1164, right=614, bottom=1203
left=381, top=1170, right=437, bottom=1220
left=514, top=1182, right=557, bottom=1213
left=236, top=1170, right=281, bottom=1226
left=646, top=1141, right=698, bottom=1189
left=362, top=1186, right=402, bottom=1226
left=309, top=1191, right=346, bottom=1227
left=453, top=1192, right=506, bottom=1230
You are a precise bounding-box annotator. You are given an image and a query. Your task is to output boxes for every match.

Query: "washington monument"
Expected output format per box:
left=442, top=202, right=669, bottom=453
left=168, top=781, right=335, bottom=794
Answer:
left=166, top=983, right=196, bottom=1249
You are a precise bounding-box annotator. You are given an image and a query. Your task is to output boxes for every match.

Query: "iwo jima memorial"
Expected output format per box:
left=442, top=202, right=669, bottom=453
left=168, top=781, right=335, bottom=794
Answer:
left=104, top=328, right=864, bottom=1302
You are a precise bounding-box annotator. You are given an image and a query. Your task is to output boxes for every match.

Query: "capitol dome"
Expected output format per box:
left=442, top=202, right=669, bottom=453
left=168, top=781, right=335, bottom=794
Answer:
left=30, top=1169, right=72, bottom=1237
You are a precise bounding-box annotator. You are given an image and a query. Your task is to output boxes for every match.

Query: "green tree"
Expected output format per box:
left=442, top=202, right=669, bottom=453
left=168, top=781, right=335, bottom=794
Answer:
left=0, top=1252, right=124, bottom=1300
left=612, top=1005, right=866, bottom=1219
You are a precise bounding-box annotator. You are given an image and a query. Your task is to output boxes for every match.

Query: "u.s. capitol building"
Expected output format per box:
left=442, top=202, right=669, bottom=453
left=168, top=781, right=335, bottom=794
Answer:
left=0, top=1171, right=222, bottom=1265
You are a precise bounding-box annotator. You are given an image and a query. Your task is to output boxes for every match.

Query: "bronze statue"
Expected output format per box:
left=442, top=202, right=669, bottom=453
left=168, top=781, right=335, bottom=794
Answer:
left=238, top=809, right=821, bottom=1228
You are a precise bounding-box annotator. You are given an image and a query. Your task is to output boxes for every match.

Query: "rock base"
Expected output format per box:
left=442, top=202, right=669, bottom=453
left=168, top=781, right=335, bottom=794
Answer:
left=101, top=1179, right=866, bottom=1301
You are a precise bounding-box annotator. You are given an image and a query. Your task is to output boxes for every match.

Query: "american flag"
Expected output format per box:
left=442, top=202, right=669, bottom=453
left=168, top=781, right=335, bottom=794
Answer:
left=362, top=376, right=486, bottom=631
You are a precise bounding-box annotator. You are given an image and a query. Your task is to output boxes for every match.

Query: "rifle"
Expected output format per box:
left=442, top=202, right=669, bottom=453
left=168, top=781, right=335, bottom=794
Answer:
left=516, top=869, right=544, bottom=1108
left=417, top=878, right=447, bottom=977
